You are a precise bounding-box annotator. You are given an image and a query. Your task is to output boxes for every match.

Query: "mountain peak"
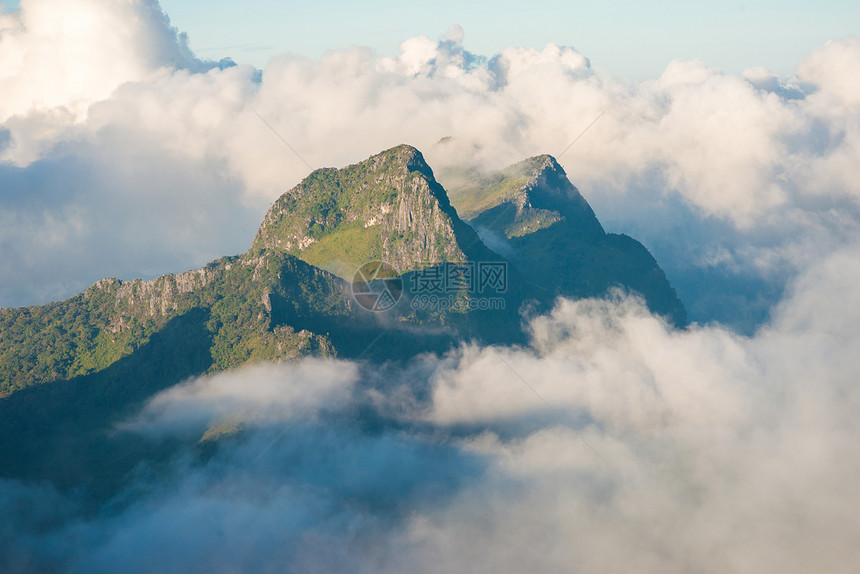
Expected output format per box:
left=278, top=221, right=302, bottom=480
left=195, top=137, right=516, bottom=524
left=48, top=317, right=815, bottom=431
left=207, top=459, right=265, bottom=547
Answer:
left=518, top=153, right=563, bottom=173
left=383, top=143, right=426, bottom=165
left=446, top=155, right=687, bottom=327
left=252, top=144, right=485, bottom=279
left=447, top=152, right=604, bottom=239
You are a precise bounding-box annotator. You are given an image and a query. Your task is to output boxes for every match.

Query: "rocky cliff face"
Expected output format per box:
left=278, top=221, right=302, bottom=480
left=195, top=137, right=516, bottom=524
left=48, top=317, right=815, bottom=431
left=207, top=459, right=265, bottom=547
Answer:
left=87, top=266, right=216, bottom=329
left=252, top=145, right=487, bottom=278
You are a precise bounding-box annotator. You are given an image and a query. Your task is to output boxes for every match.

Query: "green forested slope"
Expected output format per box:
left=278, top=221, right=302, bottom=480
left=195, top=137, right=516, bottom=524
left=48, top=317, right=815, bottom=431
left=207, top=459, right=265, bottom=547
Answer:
left=0, top=251, right=345, bottom=397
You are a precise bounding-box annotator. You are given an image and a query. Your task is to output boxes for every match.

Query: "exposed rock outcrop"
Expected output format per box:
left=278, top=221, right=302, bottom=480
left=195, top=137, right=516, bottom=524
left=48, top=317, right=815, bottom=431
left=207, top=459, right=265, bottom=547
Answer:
left=253, top=145, right=489, bottom=277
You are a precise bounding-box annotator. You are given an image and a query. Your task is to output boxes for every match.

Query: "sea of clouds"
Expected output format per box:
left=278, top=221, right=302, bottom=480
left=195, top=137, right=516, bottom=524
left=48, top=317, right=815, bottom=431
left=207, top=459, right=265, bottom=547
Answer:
left=2, top=0, right=860, bottom=571
left=4, top=252, right=860, bottom=572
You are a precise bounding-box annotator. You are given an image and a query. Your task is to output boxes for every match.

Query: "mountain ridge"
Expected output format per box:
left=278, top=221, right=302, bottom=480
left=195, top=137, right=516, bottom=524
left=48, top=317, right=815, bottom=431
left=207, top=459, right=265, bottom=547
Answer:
left=1, top=143, right=686, bottom=398
left=0, top=143, right=689, bottom=497
left=253, top=144, right=496, bottom=279
left=450, top=154, right=604, bottom=239
left=445, top=153, right=687, bottom=326
left=0, top=251, right=346, bottom=397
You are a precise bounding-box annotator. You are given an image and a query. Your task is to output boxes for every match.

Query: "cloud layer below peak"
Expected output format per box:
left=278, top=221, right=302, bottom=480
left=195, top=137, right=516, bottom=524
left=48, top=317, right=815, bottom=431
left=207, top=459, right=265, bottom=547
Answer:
left=4, top=243, right=860, bottom=572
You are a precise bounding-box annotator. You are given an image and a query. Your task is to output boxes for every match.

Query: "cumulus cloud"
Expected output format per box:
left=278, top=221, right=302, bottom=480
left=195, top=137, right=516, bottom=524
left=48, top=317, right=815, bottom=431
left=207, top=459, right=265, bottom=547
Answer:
left=408, top=248, right=860, bottom=574
left=0, top=0, right=203, bottom=158
left=4, top=243, right=860, bottom=572
left=796, top=37, right=860, bottom=111
left=0, top=0, right=261, bottom=305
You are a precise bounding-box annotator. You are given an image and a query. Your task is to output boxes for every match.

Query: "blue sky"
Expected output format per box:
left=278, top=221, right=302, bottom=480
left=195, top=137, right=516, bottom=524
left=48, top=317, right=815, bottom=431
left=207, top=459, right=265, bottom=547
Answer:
left=165, top=1, right=860, bottom=78
left=5, top=0, right=854, bottom=79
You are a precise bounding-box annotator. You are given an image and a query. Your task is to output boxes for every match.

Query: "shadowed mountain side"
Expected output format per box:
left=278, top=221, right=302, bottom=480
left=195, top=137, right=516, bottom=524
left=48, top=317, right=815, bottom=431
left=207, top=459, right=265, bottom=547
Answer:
left=503, top=223, right=686, bottom=326
left=446, top=155, right=687, bottom=327
left=0, top=308, right=213, bottom=500
left=268, top=289, right=468, bottom=359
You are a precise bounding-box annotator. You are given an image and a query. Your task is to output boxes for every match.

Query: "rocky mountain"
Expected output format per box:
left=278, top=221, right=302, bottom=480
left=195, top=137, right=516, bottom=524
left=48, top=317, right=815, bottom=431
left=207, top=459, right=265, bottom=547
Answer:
left=446, top=155, right=687, bottom=327
left=253, top=144, right=492, bottom=279
left=0, top=144, right=686, bottom=495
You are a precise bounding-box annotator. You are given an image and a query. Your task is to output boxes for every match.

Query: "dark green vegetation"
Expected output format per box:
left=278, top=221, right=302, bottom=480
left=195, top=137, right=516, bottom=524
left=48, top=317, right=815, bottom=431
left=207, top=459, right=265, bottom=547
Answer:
left=0, top=144, right=686, bottom=497
left=0, top=308, right=214, bottom=498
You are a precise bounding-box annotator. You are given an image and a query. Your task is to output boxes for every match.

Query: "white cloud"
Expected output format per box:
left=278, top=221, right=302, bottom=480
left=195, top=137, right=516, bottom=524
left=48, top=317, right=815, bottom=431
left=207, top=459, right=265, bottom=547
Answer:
left=0, top=0, right=200, bottom=156
left=796, top=38, right=860, bottom=111
left=5, top=244, right=860, bottom=572
left=428, top=295, right=753, bottom=430
left=394, top=246, right=860, bottom=573
left=125, top=358, right=358, bottom=438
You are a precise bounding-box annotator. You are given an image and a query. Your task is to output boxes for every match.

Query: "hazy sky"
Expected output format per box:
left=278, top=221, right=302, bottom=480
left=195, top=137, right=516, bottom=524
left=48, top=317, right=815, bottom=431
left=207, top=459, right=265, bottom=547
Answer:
left=4, top=0, right=850, bottom=79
